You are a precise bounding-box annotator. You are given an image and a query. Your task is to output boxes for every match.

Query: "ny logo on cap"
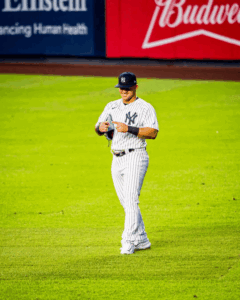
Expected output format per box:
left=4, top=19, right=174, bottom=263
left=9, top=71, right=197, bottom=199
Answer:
left=121, top=77, right=126, bottom=83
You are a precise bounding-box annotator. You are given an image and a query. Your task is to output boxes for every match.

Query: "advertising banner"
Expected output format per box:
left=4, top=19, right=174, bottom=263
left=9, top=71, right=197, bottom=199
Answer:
left=106, top=0, right=240, bottom=59
left=0, top=0, right=105, bottom=56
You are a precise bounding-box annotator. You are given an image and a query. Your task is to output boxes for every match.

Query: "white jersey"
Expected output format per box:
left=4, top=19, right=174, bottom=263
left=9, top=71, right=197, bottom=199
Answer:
left=96, top=97, right=159, bottom=151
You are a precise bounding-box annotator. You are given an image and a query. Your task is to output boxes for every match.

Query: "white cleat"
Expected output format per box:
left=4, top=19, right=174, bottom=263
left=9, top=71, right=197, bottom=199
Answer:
left=134, top=240, right=151, bottom=251
left=120, top=243, right=135, bottom=255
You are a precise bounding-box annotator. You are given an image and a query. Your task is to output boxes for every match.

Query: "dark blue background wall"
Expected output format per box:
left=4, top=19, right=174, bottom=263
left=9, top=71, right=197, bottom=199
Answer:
left=0, top=0, right=105, bottom=56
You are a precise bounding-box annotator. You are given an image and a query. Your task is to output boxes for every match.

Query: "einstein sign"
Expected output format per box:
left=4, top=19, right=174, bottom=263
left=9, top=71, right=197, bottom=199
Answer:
left=2, top=0, right=87, bottom=12
left=0, top=0, right=105, bottom=56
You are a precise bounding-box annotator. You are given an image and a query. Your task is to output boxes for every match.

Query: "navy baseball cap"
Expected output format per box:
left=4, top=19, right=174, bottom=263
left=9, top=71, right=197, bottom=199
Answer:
left=115, top=72, right=137, bottom=89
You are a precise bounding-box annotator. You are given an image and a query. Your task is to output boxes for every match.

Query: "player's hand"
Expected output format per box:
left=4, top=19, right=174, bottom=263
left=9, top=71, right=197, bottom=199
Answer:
left=99, top=122, right=110, bottom=133
left=112, top=121, right=128, bottom=133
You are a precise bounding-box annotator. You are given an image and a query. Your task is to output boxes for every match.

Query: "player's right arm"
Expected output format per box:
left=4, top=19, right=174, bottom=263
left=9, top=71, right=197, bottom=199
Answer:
left=95, top=102, right=112, bottom=136
left=95, top=122, right=110, bottom=136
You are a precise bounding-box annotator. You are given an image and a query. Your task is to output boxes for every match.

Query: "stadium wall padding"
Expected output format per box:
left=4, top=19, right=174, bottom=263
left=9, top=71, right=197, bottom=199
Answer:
left=0, top=0, right=105, bottom=56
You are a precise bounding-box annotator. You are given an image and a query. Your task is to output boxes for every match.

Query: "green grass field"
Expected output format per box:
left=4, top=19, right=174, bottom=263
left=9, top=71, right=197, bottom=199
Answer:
left=0, top=74, right=239, bottom=300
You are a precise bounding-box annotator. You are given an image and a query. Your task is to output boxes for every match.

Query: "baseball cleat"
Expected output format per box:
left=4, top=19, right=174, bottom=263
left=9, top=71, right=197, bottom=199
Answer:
left=134, top=240, right=151, bottom=251
left=120, top=243, right=135, bottom=255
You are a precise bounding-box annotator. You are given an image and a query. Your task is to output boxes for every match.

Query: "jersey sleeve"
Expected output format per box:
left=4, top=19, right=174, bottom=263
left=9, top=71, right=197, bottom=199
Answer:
left=95, top=103, right=112, bottom=127
left=143, top=104, right=159, bottom=130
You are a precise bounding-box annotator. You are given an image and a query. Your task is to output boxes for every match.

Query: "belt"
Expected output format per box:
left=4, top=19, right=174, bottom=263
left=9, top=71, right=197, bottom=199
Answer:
left=112, top=149, right=135, bottom=157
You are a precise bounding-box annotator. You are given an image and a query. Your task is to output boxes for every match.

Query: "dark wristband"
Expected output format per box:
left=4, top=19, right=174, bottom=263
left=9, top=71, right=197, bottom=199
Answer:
left=128, top=126, right=139, bottom=136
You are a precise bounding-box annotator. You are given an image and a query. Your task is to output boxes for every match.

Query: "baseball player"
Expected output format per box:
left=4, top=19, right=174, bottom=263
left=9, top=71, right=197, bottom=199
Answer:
left=95, top=72, right=159, bottom=255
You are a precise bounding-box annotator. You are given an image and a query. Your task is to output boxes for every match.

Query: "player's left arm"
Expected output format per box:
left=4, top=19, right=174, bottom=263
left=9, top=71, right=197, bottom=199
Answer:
left=112, top=122, right=158, bottom=139
left=139, top=104, right=159, bottom=139
left=112, top=104, right=159, bottom=139
left=138, top=127, right=158, bottom=139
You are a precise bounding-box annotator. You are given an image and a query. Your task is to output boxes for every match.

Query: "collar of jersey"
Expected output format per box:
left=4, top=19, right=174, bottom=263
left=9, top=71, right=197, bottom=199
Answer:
left=122, top=97, right=139, bottom=106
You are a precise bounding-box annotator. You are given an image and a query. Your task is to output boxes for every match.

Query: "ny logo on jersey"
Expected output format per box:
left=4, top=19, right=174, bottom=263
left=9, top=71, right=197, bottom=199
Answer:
left=125, top=112, right=138, bottom=125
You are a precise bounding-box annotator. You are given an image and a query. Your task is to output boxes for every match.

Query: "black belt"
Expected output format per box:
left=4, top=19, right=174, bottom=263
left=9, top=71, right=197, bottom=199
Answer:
left=113, top=149, right=135, bottom=157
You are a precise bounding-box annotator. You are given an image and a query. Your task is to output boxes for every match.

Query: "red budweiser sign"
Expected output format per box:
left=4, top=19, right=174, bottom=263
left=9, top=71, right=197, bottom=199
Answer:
left=106, top=0, right=240, bottom=59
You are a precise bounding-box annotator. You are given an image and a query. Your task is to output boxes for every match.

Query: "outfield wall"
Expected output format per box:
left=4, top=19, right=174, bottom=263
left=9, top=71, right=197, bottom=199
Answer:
left=106, top=0, right=240, bottom=60
left=0, top=0, right=105, bottom=57
left=0, top=1, right=239, bottom=80
left=1, top=1, right=240, bottom=60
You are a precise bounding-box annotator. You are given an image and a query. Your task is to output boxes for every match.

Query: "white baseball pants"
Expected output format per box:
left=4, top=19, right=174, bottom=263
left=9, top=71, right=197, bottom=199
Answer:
left=111, top=148, right=150, bottom=246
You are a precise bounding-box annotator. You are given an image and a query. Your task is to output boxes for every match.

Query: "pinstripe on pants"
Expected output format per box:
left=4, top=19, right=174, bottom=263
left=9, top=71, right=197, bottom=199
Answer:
left=111, top=148, right=149, bottom=245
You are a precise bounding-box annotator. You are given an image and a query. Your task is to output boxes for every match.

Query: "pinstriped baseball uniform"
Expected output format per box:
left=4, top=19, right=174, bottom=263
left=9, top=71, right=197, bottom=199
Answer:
left=96, top=97, right=159, bottom=247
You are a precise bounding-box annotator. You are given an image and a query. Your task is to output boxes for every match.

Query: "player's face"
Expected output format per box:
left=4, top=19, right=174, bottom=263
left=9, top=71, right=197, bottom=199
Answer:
left=119, top=85, right=138, bottom=103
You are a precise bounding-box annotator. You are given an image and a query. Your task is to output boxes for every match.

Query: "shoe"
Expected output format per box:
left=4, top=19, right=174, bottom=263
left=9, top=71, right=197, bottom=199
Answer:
left=134, top=240, right=151, bottom=251
left=120, top=243, right=135, bottom=255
